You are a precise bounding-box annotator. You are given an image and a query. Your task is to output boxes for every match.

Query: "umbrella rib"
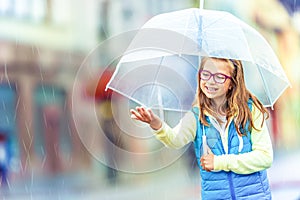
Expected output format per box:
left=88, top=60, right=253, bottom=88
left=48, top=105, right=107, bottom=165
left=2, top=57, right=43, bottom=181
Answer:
left=201, top=13, right=253, bottom=59
left=267, top=84, right=290, bottom=109
left=106, top=85, right=147, bottom=107
left=194, top=9, right=202, bottom=50
left=202, top=13, right=228, bottom=31
left=179, top=12, right=194, bottom=55
left=105, top=66, right=119, bottom=92
left=149, top=56, right=165, bottom=109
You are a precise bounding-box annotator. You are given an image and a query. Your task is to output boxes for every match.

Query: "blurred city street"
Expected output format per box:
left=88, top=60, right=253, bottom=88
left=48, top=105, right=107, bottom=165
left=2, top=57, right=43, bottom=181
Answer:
left=0, top=154, right=201, bottom=200
left=1, top=149, right=300, bottom=200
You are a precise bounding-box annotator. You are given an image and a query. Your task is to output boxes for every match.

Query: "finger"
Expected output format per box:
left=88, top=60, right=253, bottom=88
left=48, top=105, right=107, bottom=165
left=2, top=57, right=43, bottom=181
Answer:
left=130, top=109, right=138, bottom=116
left=136, top=107, right=147, bottom=116
left=200, top=159, right=205, bottom=167
left=200, top=163, right=207, bottom=171
left=131, top=112, right=144, bottom=121
left=135, top=106, right=146, bottom=115
left=200, top=157, right=204, bottom=164
left=200, top=163, right=204, bottom=169
left=130, top=114, right=138, bottom=120
left=130, top=109, right=147, bottom=122
left=147, top=108, right=155, bottom=118
left=139, top=107, right=151, bottom=121
left=130, top=109, right=140, bottom=118
left=137, top=107, right=153, bottom=123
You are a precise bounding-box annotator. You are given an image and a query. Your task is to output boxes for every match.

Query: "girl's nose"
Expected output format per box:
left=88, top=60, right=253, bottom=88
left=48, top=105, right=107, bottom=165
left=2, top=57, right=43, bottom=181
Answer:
left=206, top=76, right=216, bottom=84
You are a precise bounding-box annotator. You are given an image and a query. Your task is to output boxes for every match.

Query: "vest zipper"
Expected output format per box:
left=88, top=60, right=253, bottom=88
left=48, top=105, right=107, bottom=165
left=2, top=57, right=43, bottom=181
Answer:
left=228, top=172, right=236, bottom=200
left=228, top=123, right=236, bottom=200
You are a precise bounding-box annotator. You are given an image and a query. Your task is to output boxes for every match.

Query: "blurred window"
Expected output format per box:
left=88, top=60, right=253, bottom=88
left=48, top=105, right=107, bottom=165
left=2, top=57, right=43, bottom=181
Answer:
left=0, top=83, right=19, bottom=172
left=0, top=0, right=47, bottom=24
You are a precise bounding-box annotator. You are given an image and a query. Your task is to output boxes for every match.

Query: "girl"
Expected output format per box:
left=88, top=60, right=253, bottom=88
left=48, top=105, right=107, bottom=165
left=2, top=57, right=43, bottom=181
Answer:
left=130, top=57, right=273, bottom=199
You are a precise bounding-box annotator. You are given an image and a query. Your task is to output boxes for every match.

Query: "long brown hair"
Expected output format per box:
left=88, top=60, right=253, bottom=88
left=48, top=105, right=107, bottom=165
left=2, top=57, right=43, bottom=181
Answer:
left=196, top=57, right=269, bottom=135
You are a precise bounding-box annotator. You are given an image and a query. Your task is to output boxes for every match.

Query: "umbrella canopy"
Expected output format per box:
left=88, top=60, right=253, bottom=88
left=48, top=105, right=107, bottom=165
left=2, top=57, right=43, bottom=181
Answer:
left=106, top=8, right=291, bottom=112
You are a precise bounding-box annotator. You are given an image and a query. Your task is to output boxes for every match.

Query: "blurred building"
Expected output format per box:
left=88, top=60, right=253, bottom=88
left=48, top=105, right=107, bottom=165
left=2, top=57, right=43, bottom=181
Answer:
left=0, top=0, right=194, bottom=182
left=0, top=0, right=96, bottom=178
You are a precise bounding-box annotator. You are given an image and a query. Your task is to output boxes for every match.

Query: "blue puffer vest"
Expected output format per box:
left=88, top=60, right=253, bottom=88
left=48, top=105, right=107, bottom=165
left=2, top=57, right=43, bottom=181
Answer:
left=192, top=101, right=272, bottom=200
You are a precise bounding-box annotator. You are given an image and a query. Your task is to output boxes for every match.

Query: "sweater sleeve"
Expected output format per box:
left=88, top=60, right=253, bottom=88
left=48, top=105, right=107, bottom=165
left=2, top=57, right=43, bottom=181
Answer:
left=214, top=105, right=273, bottom=174
left=153, top=111, right=197, bottom=149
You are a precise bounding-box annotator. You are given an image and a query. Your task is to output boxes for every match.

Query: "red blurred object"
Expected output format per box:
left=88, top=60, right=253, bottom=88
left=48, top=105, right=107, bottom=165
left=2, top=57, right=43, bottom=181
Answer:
left=95, top=69, right=113, bottom=101
left=86, top=69, right=114, bottom=101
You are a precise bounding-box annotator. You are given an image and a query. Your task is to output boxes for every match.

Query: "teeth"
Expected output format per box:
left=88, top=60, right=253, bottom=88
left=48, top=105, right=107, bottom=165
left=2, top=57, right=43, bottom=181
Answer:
left=206, top=87, right=217, bottom=91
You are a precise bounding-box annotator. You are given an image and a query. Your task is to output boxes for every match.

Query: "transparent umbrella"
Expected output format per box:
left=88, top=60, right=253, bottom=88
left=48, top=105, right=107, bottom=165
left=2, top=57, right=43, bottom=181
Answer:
left=106, top=8, right=291, bottom=112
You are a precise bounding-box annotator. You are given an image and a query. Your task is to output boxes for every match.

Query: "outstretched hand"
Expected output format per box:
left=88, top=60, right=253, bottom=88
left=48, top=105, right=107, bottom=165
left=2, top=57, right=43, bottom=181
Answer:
left=130, top=107, right=162, bottom=130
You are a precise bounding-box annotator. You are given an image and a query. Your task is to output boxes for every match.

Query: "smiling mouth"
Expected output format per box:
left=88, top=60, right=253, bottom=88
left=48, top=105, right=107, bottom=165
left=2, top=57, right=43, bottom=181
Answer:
left=206, top=86, right=218, bottom=92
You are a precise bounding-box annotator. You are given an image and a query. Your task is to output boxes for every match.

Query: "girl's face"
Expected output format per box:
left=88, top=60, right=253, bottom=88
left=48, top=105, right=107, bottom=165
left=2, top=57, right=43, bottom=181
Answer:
left=200, top=58, right=233, bottom=106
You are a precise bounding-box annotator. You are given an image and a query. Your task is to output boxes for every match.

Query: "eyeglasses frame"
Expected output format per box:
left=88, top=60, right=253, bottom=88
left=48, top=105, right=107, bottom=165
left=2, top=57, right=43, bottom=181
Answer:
left=199, top=69, right=232, bottom=84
